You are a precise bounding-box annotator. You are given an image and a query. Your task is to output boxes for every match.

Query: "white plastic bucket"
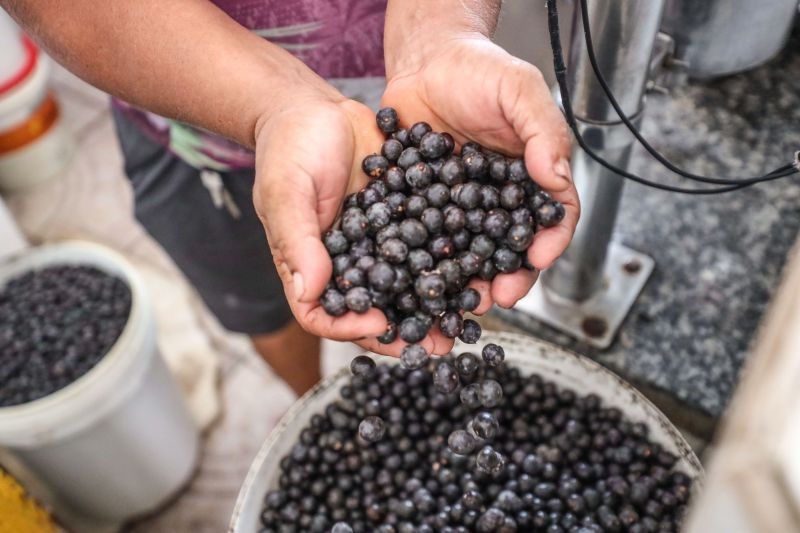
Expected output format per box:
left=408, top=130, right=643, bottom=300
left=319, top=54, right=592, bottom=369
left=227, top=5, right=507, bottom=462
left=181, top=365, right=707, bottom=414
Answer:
left=230, top=330, right=704, bottom=533
left=0, top=241, right=200, bottom=527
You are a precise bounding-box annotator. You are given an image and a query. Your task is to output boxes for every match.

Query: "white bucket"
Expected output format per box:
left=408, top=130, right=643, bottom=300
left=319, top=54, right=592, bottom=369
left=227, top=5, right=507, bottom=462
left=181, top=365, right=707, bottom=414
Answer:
left=230, top=330, right=704, bottom=533
left=0, top=241, right=200, bottom=527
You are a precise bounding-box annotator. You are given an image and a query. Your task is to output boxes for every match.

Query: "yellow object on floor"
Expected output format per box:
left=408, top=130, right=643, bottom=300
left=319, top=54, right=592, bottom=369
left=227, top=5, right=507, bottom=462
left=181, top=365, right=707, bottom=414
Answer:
left=0, top=467, right=56, bottom=533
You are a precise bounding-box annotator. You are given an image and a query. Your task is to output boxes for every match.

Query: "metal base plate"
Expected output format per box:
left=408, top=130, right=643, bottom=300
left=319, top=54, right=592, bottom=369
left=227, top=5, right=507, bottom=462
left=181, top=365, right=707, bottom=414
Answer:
left=515, top=243, right=654, bottom=349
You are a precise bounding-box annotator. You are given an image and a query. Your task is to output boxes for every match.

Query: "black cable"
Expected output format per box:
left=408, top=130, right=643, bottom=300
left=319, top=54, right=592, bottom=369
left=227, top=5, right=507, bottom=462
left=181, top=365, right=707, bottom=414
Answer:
left=546, top=0, right=799, bottom=194
left=575, top=0, right=796, bottom=186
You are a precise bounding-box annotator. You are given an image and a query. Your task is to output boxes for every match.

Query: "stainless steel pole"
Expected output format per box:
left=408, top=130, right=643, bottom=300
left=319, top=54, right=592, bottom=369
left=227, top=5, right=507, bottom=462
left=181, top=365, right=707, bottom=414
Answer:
left=515, top=0, right=663, bottom=348
left=543, top=0, right=664, bottom=301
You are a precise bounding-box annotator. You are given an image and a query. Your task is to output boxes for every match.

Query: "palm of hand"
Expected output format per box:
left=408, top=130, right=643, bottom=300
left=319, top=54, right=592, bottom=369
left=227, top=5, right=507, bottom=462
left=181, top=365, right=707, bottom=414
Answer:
left=253, top=98, right=391, bottom=346
left=382, top=37, right=578, bottom=323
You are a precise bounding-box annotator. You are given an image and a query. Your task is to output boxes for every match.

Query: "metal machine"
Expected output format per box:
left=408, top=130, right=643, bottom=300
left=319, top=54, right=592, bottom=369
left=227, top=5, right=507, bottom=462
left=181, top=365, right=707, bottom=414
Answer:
left=516, top=0, right=799, bottom=348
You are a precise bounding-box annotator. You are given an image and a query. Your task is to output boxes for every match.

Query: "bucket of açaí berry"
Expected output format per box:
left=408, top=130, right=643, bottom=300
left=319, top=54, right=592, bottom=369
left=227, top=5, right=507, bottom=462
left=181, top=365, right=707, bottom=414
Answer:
left=231, top=331, right=703, bottom=533
left=0, top=241, right=199, bottom=530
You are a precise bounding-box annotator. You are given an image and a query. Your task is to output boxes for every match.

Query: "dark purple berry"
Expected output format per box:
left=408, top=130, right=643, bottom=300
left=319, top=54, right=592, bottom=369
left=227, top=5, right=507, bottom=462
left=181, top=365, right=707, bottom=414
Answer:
left=439, top=157, right=465, bottom=186
left=456, top=351, right=480, bottom=377
left=337, top=267, right=365, bottom=291
left=375, top=223, right=401, bottom=245
left=463, top=151, right=489, bottom=180
left=321, top=289, right=347, bottom=316
left=439, top=311, right=464, bottom=339
left=448, top=430, right=477, bottom=455
left=415, top=272, right=446, bottom=300
left=507, top=159, right=529, bottom=182
left=464, top=209, right=485, bottom=234
left=404, top=195, right=428, bottom=218
left=359, top=416, right=386, bottom=443
left=479, top=380, right=503, bottom=407
left=489, top=158, right=508, bottom=182
left=380, top=238, right=409, bottom=264
left=332, top=254, right=354, bottom=276
left=500, top=183, right=525, bottom=210
left=493, top=247, right=522, bottom=273
left=421, top=208, right=444, bottom=235
left=428, top=236, right=454, bottom=259
left=483, top=208, right=511, bottom=239
left=342, top=209, right=369, bottom=241
left=478, top=259, right=498, bottom=281
left=454, top=182, right=482, bottom=210
left=393, top=128, right=411, bottom=147
left=506, top=224, right=534, bottom=252
left=425, top=183, right=450, bottom=207
left=399, top=219, right=428, bottom=247
left=433, top=362, right=460, bottom=394
left=460, top=383, right=482, bottom=409
left=355, top=255, right=376, bottom=271
left=391, top=266, right=411, bottom=293
left=457, top=288, right=481, bottom=312
left=400, top=344, right=429, bottom=370
left=419, top=132, right=448, bottom=160
left=362, top=154, right=389, bottom=178
left=345, top=287, right=371, bottom=313
left=407, top=249, right=434, bottom=274
left=405, top=162, right=434, bottom=189
left=399, top=316, right=429, bottom=343
left=409, top=122, right=432, bottom=145
left=384, top=166, right=406, bottom=191
left=458, top=252, right=482, bottom=276
left=397, top=147, right=422, bottom=169
left=442, top=207, right=466, bottom=233
left=459, top=319, right=482, bottom=343
left=481, top=343, right=505, bottom=367
left=537, top=202, right=566, bottom=228
left=382, top=139, right=404, bottom=162
left=350, top=355, right=376, bottom=376
left=510, top=207, right=534, bottom=226
left=376, top=107, right=399, bottom=134
left=475, top=446, right=506, bottom=475
left=366, top=202, right=392, bottom=230
left=530, top=189, right=552, bottom=210
left=368, top=261, right=396, bottom=291
left=470, top=234, right=496, bottom=261
left=324, top=230, right=349, bottom=256
left=452, top=229, right=472, bottom=251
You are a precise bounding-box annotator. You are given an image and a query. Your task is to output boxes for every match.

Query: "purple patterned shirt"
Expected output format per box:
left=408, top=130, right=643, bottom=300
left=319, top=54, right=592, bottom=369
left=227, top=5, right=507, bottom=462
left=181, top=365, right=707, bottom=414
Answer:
left=115, top=0, right=387, bottom=170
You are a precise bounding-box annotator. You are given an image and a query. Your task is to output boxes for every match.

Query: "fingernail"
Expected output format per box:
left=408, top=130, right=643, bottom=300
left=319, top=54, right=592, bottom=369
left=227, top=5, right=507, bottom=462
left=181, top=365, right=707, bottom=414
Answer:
left=554, top=158, right=572, bottom=188
left=292, top=271, right=305, bottom=301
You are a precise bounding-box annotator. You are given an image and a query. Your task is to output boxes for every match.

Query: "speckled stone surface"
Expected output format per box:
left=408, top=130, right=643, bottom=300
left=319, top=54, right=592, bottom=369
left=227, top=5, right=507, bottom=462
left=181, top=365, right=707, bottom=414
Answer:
left=495, top=28, right=800, bottom=422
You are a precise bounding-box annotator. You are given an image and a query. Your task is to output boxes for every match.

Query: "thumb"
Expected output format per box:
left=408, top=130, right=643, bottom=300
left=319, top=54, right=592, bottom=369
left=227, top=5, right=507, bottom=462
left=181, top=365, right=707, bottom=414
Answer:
left=255, top=168, right=331, bottom=305
left=499, top=61, right=572, bottom=192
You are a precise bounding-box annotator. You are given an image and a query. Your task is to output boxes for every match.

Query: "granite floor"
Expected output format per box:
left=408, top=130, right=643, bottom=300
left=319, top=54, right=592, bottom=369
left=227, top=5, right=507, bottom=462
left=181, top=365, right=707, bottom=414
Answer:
left=495, top=26, right=800, bottom=433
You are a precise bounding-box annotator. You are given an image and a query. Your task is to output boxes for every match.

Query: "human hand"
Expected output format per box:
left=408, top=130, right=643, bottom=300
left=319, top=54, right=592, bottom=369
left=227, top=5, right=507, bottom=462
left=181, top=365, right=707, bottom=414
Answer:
left=382, top=35, right=579, bottom=320
left=253, top=95, right=402, bottom=354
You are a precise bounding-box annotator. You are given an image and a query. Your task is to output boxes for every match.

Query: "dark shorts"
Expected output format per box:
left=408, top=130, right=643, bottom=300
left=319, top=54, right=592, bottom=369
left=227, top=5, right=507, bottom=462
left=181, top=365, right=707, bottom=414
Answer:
left=112, top=108, right=292, bottom=335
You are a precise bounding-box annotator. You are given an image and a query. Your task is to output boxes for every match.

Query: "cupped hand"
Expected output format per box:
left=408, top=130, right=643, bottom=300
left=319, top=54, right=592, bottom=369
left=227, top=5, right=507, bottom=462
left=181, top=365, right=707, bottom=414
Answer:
left=253, top=96, right=402, bottom=354
left=382, top=35, right=579, bottom=316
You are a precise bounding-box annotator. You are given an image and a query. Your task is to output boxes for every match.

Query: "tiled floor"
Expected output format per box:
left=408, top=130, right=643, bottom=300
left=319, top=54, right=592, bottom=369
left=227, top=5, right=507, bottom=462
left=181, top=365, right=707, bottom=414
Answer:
left=5, top=62, right=363, bottom=532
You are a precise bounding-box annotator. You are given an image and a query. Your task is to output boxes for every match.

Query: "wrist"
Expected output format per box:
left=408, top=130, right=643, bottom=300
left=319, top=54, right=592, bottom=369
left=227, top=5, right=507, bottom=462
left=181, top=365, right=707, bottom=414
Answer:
left=384, top=0, right=499, bottom=78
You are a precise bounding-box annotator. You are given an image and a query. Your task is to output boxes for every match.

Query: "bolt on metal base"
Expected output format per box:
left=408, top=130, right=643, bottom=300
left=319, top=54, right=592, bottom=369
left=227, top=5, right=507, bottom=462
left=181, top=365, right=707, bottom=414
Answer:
left=515, top=242, right=654, bottom=349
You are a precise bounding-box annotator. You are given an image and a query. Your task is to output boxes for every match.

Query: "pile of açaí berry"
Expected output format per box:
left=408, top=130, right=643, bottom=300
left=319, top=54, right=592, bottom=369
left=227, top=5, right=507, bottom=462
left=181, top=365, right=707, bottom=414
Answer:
left=260, top=110, right=693, bottom=533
